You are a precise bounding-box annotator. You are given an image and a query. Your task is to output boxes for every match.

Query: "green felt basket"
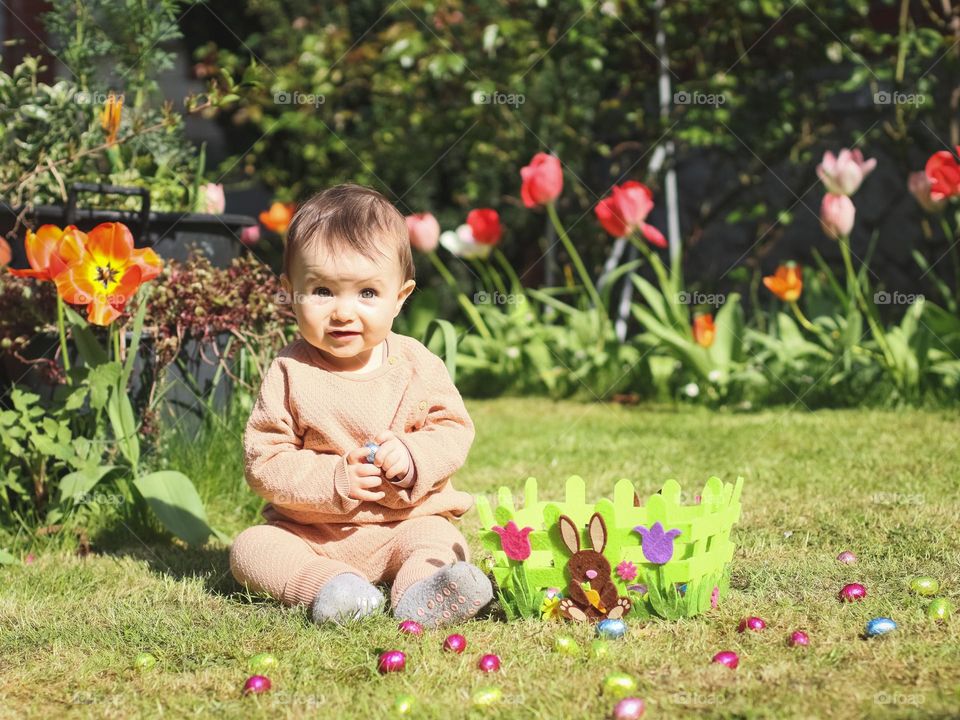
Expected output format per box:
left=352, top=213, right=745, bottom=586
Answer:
left=476, top=475, right=745, bottom=620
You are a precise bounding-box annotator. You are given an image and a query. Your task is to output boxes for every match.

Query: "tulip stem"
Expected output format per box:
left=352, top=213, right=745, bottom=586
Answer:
left=838, top=235, right=894, bottom=366
left=546, top=203, right=603, bottom=312
left=789, top=301, right=822, bottom=335
left=55, top=295, right=71, bottom=383
left=427, top=251, right=494, bottom=341
left=493, top=248, right=524, bottom=294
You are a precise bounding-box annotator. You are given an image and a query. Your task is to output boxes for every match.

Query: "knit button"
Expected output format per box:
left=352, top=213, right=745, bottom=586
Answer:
left=418, top=401, right=427, bottom=410
left=388, top=356, right=397, bottom=365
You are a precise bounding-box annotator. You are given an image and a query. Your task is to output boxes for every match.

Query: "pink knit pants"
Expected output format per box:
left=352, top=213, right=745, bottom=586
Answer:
left=229, top=515, right=470, bottom=608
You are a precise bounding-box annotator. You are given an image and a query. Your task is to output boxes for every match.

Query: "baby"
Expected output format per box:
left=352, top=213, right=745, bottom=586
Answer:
left=230, top=184, right=493, bottom=627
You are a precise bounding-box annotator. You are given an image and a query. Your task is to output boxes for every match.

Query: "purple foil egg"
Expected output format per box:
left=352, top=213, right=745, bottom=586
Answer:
left=378, top=650, right=406, bottom=673
left=612, top=696, right=647, bottom=719
left=737, top=616, right=767, bottom=633
left=398, top=620, right=423, bottom=636
left=836, top=551, right=857, bottom=565
left=788, top=630, right=809, bottom=647
left=242, top=675, right=271, bottom=695
left=477, top=654, right=501, bottom=673
left=838, top=583, right=867, bottom=602
left=711, top=650, right=739, bottom=669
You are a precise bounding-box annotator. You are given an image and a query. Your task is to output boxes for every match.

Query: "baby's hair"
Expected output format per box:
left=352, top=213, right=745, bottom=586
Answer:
left=283, top=184, right=414, bottom=282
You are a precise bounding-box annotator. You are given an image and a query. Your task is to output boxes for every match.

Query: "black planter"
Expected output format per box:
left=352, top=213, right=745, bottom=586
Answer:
left=2, top=183, right=257, bottom=269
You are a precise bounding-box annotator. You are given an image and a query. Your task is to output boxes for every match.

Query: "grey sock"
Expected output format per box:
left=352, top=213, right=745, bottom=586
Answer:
left=394, top=562, right=493, bottom=629
left=311, top=573, right=384, bottom=624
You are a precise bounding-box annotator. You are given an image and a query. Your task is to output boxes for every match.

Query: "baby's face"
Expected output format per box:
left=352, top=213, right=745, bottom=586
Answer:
left=282, top=245, right=415, bottom=368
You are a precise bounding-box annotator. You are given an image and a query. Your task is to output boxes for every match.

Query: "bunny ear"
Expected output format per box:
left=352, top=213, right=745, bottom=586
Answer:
left=588, top=513, right=607, bottom=553
left=558, top=515, right=580, bottom=554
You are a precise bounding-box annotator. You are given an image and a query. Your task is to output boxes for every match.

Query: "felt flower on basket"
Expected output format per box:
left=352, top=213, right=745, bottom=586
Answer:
left=491, top=521, right=533, bottom=561
left=616, top=560, right=638, bottom=582
left=633, top=522, right=682, bottom=565
left=540, top=593, right=562, bottom=621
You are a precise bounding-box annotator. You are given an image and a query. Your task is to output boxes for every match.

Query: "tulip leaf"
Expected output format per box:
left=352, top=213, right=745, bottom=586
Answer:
left=132, top=471, right=213, bottom=547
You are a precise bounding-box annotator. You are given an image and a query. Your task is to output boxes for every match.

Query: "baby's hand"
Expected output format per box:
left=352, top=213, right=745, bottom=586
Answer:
left=344, top=446, right=385, bottom=502
left=372, top=430, right=412, bottom=481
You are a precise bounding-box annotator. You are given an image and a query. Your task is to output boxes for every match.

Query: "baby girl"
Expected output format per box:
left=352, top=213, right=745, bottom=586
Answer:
left=230, top=184, right=493, bottom=627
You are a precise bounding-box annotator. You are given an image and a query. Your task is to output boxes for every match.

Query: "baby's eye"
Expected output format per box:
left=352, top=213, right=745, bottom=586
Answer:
left=360, top=288, right=378, bottom=299
left=312, top=287, right=332, bottom=297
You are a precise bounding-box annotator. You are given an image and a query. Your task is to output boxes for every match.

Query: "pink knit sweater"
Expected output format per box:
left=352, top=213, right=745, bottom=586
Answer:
left=243, top=331, right=475, bottom=525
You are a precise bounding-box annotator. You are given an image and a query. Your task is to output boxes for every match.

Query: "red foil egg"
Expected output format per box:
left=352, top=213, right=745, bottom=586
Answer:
left=838, top=583, right=867, bottom=602
left=398, top=620, right=423, bottom=636
left=711, top=651, right=739, bottom=669
left=477, top=654, right=501, bottom=672
left=788, top=630, right=809, bottom=647
left=378, top=650, right=407, bottom=673
left=242, top=675, right=271, bottom=695
left=443, top=634, right=467, bottom=654
left=737, top=616, right=767, bottom=633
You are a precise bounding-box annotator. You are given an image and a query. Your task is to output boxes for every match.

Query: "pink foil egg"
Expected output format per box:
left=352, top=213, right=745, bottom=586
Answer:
left=477, top=654, right=501, bottom=672
left=398, top=620, right=423, bottom=636
left=836, top=551, right=857, bottom=564
left=378, top=650, right=406, bottom=673
left=242, top=675, right=271, bottom=695
left=711, top=650, right=739, bottom=669
left=788, top=630, right=809, bottom=647
left=737, top=616, right=767, bottom=633
left=612, top=697, right=646, bottom=719
left=443, top=634, right=467, bottom=654
left=838, top=583, right=867, bottom=602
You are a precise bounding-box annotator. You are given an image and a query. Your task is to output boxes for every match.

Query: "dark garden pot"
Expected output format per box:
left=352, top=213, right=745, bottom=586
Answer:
left=2, top=182, right=257, bottom=270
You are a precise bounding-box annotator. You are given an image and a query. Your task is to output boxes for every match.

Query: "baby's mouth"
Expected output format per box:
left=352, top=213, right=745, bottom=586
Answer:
left=329, top=330, right=361, bottom=339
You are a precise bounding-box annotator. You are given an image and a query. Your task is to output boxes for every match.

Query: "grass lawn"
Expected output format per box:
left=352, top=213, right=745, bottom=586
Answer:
left=2, top=398, right=959, bottom=718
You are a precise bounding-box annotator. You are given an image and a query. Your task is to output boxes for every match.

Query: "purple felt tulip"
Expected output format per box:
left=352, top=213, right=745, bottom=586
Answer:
left=633, top=522, right=682, bottom=564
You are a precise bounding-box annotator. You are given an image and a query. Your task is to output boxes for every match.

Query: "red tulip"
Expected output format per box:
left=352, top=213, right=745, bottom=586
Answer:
left=520, top=153, right=563, bottom=208
left=406, top=212, right=441, bottom=253
left=466, top=209, right=502, bottom=245
left=693, top=313, right=715, bottom=348
left=820, top=193, right=855, bottom=238
left=491, top=521, right=533, bottom=561
left=925, top=147, right=960, bottom=202
left=594, top=181, right=666, bottom=247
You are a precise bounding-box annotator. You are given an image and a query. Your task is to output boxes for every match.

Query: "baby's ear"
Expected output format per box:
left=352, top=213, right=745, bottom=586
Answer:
left=395, top=279, right=416, bottom=311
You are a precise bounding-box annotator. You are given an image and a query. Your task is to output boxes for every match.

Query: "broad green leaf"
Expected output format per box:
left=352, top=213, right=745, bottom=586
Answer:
left=132, top=471, right=213, bottom=546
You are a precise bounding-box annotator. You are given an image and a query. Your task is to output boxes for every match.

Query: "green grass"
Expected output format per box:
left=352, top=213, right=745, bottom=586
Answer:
left=2, top=399, right=960, bottom=718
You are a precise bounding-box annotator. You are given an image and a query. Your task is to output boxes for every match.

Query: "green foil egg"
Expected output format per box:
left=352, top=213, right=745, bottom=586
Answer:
left=393, top=694, right=416, bottom=715
left=553, top=635, right=581, bottom=656
left=590, top=639, right=610, bottom=659
left=133, top=652, right=157, bottom=670
left=926, top=598, right=954, bottom=622
left=602, top=672, right=637, bottom=698
left=471, top=687, right=503, bottom=707
left=909, top=577, right=940, bottom=596
left=248, top=652, right=278, bottom=672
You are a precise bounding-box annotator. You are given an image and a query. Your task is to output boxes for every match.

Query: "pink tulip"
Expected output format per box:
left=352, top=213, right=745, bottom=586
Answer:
left=816, top=149, right=876, bottom=196
left=406, top=212, right=441, bottom=253
left=198, top=183, right=226, bottom=214
left=520, top=153, right=563, bottom=208
left=908, top=171, right=946, bottom=213
left=594, top=181, right=666, bottom=247
left=820, top=193, right=855, bottom=238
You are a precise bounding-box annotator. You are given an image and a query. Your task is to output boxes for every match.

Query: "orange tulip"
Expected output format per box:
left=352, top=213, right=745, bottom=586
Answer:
left=259, top=202, right=296, bottom=233
left=763, top=263, right=803, bottom=302
left=0, top=237, right=11, bottom=267
left=7, top=225, right=87, bottom=281
left=54, top=222, right=162, bottom=325
left=692, top=313, right=716, bottom=348
left=100, top=93, right=123, bottom=146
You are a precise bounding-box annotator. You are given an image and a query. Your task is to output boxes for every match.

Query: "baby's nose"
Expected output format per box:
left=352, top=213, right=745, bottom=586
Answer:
left=585, top=569, right=598, bottom=580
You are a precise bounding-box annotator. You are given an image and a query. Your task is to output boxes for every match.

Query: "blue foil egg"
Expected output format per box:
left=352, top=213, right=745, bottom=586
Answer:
left=596, top=618, right=627, bottom=639
left=865, top=617, right=897, bottom=637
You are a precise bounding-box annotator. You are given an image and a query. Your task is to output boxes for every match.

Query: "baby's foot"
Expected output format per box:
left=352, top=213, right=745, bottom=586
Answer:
left=311, top=573, right=384, bottom=624
left=394, top=562, right=493, bottom=628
